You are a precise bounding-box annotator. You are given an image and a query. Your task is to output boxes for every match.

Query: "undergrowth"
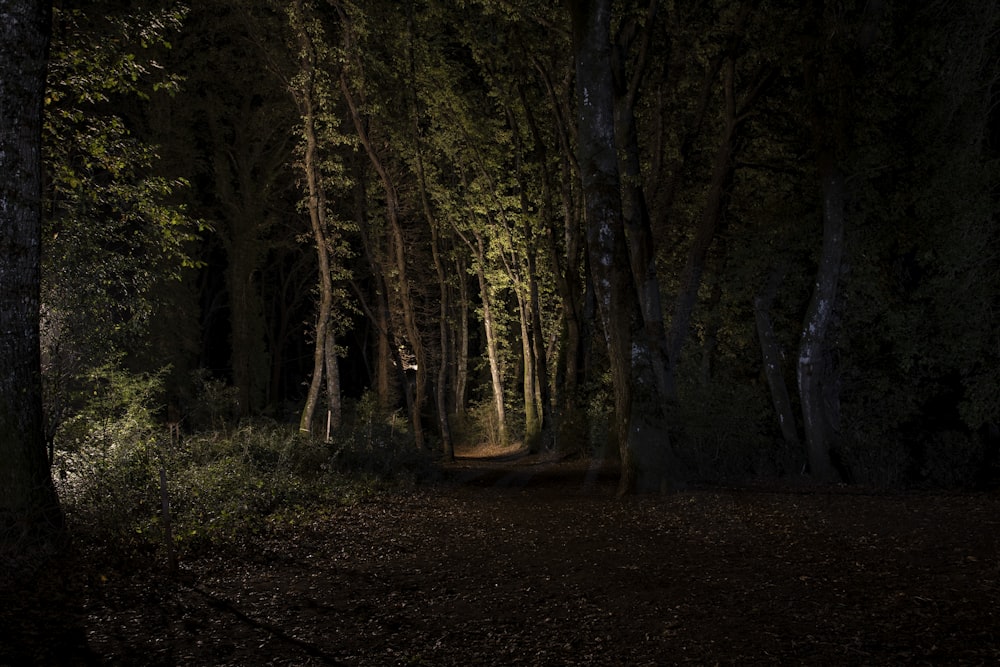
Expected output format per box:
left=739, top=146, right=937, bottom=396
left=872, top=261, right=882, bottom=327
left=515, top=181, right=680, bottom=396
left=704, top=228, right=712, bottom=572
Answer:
left=53, top=372, right=435, bottom=567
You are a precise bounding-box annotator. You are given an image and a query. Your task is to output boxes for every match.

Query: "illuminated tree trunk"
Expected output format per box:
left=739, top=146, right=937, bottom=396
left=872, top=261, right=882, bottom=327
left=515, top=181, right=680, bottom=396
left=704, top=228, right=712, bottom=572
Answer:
left=0, top=0, right=63, bottom=540
left=474, top=232, right=508, bottom=446
left=290, top=0, right=336, bottom=436
left=453, top=255, right=470, bottom=416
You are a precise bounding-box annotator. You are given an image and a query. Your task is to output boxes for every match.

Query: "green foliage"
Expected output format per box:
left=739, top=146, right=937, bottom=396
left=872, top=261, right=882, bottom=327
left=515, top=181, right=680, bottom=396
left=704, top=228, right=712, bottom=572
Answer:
left=42, top=2, right=203, bottom=379
left=56, top=377, right=437, bottom=563
left=53, top=364, right=168, bottom=555
left=451, top=397, right=508, bottom=449
left=187, top=369, right=243, bottom=432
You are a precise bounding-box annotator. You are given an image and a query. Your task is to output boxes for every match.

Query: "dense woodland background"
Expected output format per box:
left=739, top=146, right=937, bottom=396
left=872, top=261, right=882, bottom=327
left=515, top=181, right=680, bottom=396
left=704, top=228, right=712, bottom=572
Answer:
left=26, top=0, right=1000, bottom=498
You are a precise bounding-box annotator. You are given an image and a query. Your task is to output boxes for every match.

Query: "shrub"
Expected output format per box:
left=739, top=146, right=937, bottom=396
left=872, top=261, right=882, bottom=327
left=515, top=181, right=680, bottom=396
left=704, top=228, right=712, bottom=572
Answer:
left=53, top=364, right=168, bottom=560
left=57, top=378, right=438, bottom=565
left=333, top=391, right=436, bottom=481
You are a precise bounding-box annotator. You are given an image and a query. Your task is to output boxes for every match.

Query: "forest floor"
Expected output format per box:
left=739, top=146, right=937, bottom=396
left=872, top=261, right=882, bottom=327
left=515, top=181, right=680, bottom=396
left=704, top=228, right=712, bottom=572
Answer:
left=3, top=446, right=1000, bottom=666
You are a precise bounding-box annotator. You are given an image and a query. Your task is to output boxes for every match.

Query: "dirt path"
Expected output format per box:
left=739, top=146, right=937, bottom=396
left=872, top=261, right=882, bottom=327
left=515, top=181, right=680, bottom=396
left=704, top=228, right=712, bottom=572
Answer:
left=5, top=453, right=1000, bottom=665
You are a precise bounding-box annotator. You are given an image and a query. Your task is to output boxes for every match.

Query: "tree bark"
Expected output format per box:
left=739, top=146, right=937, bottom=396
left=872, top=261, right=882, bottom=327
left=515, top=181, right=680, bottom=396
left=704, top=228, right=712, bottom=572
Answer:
left=755, top=266, right=799, bottom=448
left=453, top=255, right=470, bottom=417
left=797, top=161, right=844, bottom=481
left=414, top=130, right=454, bottom=458
left=350, top=152, right=395, bottom=409
left=612, top=0, right=671, bottom=402
left=324, top=327, right=342, bottom=434
left=474, top=232, right=508, bottom=446
left=571, top=0, right=676, bottom=493
left=340, top=70, right=427, bottom=449
left=290, top=0, right=336, bottom=436
left=665, top=57, right=738, bottom=394
left=0, top=0, right=63, bottom=541
left=206, top=92, right=287, bottom=417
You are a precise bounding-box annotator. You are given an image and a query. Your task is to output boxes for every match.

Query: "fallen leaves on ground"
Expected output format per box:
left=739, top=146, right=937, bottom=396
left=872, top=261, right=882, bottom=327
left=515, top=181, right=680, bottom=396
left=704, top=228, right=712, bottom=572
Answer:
left=3, top=456, right=999, bottom=665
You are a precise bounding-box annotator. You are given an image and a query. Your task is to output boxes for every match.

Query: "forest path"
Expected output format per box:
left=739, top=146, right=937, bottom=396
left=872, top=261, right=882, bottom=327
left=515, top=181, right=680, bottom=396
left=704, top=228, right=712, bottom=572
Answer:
left=4, top=451, right=1000, bottom=665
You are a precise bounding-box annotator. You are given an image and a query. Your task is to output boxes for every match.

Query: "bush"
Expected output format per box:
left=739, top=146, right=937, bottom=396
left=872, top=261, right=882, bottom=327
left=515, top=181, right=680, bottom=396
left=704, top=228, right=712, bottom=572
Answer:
left=56, top=377, right=438, bottom=565
left=53, top=364, right=167, bottom=556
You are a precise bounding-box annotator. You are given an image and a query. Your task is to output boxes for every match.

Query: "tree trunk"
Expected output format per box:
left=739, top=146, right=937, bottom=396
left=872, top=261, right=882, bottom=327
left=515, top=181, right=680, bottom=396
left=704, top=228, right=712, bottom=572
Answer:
left=508, top=98, right=551, bottom=452
left=226, top=253, right=267, bottom=417
left=754, top=266, right=799, bottom=448
left=516, top=291, right=541, bottom=450
left=527, top=251, right=552, bottom=451
left=797, top=162, right=845, bottom=481
left=324, top=327, right=342, bottom=434
left=612, top=0, right=671, bottom=402
left=571, top=0, right=676, bottom=493
left=290, top=0, right=336, bottom=436
left=351, top=154, right=395, bottom=409
left=453, top=255, right=470, bottom=418
left=0, top=0, right=63, bottom=541
left=340, top=70, right=426, bottom=449
left=207, top=95, right=284, bottom=418
left=474, top=233, right=508, bottom=446
left=414, top=132, right=454, bottom=459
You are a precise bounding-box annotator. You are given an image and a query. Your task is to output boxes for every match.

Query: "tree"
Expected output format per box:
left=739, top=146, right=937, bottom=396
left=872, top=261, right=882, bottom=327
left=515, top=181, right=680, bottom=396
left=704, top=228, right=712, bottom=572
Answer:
left=42, top=2, right=197, bottom=437
left=167, top=0, right=298, bottom=416
left=571, top=0, right=678, bottom=493
left=287, top=0, right=344, bottom=436
left=0, top=0, right=63, bottom=547
left=338, top=1, right=430, bottom=449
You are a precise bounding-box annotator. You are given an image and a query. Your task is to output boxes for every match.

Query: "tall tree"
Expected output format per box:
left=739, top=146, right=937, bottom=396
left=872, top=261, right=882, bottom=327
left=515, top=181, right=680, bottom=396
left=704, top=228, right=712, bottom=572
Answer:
left=338, top=1, right=435, bottom=449
left=0, top=0, right=63, bottom=545
left=797, top=0, right=885, bottom=481
left=571, top=0, right=677, bottom=493
left=287, top=0, right=342, bottom=435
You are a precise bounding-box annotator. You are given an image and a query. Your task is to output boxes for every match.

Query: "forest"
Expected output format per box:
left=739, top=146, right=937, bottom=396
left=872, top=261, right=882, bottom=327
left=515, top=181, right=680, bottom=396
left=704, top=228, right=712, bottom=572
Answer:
left=24, top=0, right=999, bottom=484
left=4, top=0, right=1000, bottom=529
left=2, top=0, right=1000, bottom=662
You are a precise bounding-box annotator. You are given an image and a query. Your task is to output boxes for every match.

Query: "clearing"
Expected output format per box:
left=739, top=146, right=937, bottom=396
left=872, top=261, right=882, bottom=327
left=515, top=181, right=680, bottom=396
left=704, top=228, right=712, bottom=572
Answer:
left=3, top=450, right=999, bottom=665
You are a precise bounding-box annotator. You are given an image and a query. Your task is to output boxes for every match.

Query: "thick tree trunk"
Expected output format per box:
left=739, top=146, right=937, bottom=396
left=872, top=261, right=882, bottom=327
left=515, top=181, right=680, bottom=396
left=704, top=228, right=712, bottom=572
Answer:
left=207, top=98, right=283, bottom=417
left=0, top=0, right=63, bottom=540
left=572, top=0, right=675, bottom=493
left=612, top=0, right=671, bottom=403
left=798, top=162, right=845, bottom=481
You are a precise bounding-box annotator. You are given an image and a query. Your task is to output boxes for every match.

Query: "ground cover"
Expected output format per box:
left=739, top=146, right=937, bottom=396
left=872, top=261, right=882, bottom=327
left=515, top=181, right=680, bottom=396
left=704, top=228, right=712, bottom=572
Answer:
left=3, top=451, right=999, bottom=665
